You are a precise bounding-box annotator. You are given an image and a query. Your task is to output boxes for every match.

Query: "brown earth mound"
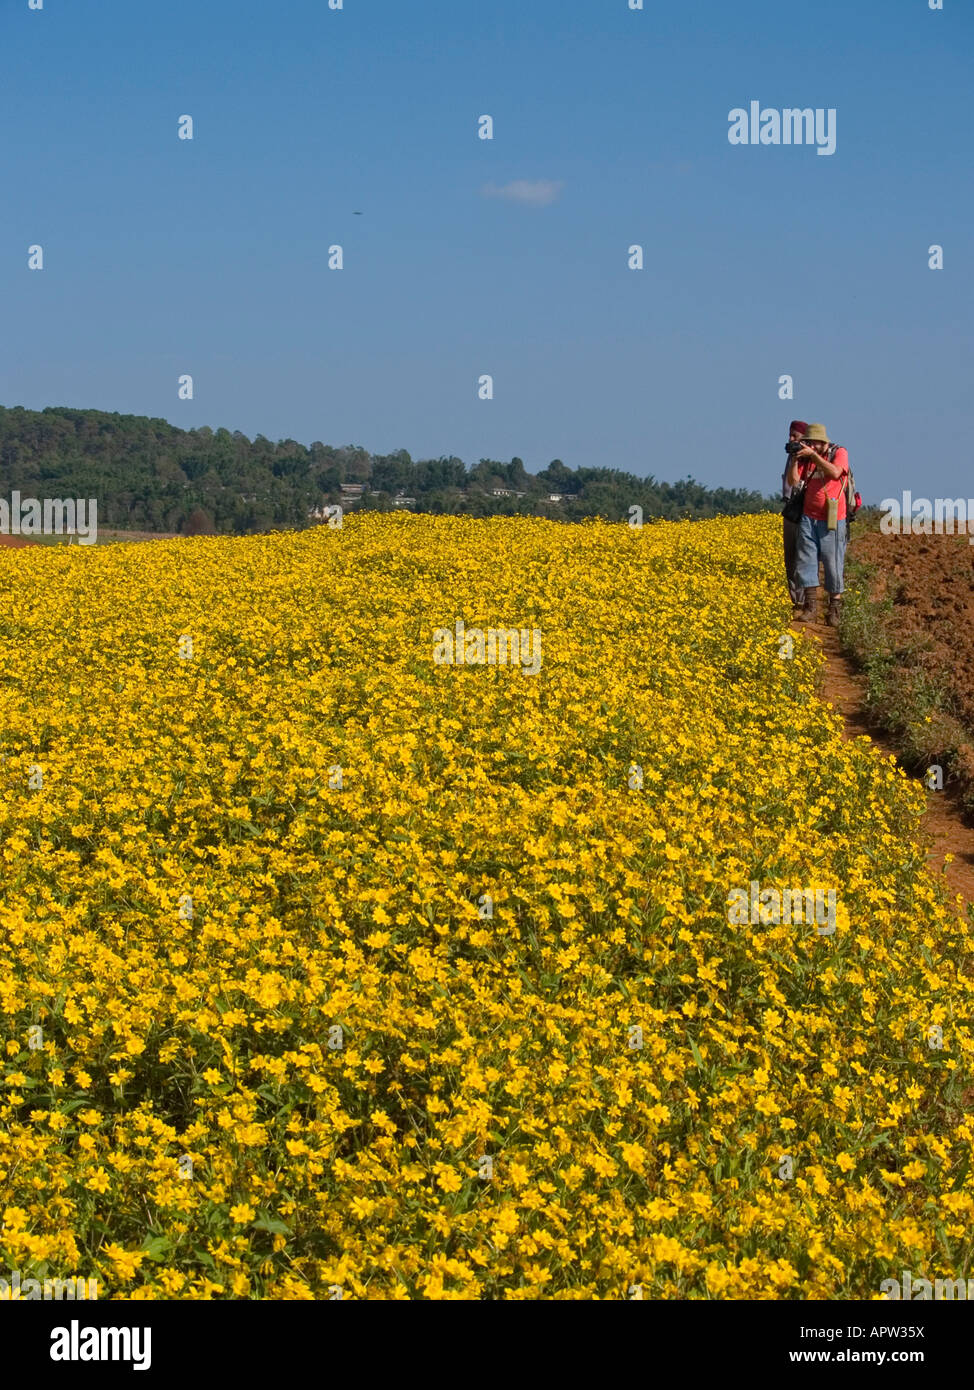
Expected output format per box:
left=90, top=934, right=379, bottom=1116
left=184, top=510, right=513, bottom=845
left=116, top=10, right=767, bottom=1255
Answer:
left=844, top=528, right=974, bottom=799
left=853, top=529, right=974, bottom=723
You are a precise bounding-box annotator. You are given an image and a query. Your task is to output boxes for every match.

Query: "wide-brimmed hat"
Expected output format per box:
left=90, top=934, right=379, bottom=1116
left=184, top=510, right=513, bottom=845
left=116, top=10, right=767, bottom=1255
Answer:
left=803, top=423, right=830, bottom=444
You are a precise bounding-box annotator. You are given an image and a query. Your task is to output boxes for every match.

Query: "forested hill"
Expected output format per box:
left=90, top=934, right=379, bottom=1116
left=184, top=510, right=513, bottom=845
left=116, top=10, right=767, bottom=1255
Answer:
left=0, top=405, right=776, bottom=535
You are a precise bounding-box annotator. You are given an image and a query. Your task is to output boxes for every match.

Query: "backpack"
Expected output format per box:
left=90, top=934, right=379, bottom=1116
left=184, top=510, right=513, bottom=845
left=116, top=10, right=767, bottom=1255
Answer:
left=827, top=444, right=861, bottom=522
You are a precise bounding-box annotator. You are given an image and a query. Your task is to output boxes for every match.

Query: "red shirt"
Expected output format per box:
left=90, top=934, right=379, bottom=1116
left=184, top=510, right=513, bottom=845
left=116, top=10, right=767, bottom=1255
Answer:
left=801, top=447, right=849, bottom=521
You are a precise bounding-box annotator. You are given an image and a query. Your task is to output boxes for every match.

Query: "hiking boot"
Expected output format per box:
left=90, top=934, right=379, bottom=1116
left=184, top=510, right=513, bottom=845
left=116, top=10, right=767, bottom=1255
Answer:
left=796, top=586, right=818, bottom=622
left=790, top=587, right=805, bottom=619
left=826, top=595, right=841, bottom=628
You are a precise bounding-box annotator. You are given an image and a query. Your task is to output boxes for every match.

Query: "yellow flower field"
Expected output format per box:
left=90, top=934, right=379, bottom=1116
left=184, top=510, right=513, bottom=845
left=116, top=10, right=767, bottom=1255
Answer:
left=0, top=511, right=971, bottom=1299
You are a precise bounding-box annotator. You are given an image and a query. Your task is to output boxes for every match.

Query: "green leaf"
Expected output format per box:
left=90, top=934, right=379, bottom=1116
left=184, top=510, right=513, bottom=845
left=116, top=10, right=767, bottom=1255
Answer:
left=139, top=1235, right=171, bottom=1262
left=252, top=1215, right=292, bottom=1236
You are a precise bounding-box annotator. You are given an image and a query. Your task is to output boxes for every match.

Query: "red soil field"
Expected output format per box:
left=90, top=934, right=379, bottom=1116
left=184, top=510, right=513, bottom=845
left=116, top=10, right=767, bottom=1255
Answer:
left=852, top=529, right=974, bottom=745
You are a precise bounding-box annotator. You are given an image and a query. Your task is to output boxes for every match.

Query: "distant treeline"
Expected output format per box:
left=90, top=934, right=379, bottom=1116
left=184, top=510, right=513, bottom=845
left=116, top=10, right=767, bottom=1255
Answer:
left=0, top=406, right=776, bottom=534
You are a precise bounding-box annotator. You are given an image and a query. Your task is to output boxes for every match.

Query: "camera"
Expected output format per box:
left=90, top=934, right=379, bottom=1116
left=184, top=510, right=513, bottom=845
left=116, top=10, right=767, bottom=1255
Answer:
left=784, top=439, right=805, bottom=455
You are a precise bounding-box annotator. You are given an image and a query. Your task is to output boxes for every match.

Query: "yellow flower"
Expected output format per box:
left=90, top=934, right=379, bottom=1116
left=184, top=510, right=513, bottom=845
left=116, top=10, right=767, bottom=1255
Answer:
left=433, top=1166, right=463, bottom=1194
left=102, top=1243, right=146, bottom=1281
left=620, top=1142, right=647, bottom=1174
left=493, top=1206, right=519, bottom=1234
left=84, top=1167, right=111, bottom=1193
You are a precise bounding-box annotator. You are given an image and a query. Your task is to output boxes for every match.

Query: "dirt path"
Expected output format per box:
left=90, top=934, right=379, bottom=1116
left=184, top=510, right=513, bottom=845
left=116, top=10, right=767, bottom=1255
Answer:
left=792, top=610, right=974, bottom=916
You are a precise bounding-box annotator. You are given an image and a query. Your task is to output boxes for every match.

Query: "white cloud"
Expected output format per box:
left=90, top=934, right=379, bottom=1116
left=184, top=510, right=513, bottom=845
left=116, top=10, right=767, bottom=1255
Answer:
left=481, top=179, right=565, bottom=207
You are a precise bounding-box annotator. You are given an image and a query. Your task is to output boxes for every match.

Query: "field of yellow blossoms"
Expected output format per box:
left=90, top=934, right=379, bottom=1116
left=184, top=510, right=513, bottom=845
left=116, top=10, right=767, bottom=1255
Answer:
left=1, top=511, right=972, bottom=1299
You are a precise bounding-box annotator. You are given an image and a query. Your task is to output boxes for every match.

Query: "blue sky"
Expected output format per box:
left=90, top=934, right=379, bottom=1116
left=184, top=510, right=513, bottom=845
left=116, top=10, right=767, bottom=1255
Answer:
left=2, top=0, right=970, bottom=499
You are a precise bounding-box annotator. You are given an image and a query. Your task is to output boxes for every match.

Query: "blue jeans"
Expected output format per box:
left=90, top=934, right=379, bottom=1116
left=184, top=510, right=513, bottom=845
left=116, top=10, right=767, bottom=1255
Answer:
left=796, top=515, right=846, bottom=594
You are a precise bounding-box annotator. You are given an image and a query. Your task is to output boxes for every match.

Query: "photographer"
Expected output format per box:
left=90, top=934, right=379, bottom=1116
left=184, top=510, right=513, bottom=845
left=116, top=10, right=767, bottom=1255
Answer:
left=782, top=420, right=809, bottom=606
left=787, top=423, right=850, bottom=627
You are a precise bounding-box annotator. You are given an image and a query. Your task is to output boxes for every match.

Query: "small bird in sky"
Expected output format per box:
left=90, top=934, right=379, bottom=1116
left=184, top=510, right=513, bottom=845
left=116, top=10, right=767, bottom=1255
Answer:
left=353, top=210, right=363, bottom=215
